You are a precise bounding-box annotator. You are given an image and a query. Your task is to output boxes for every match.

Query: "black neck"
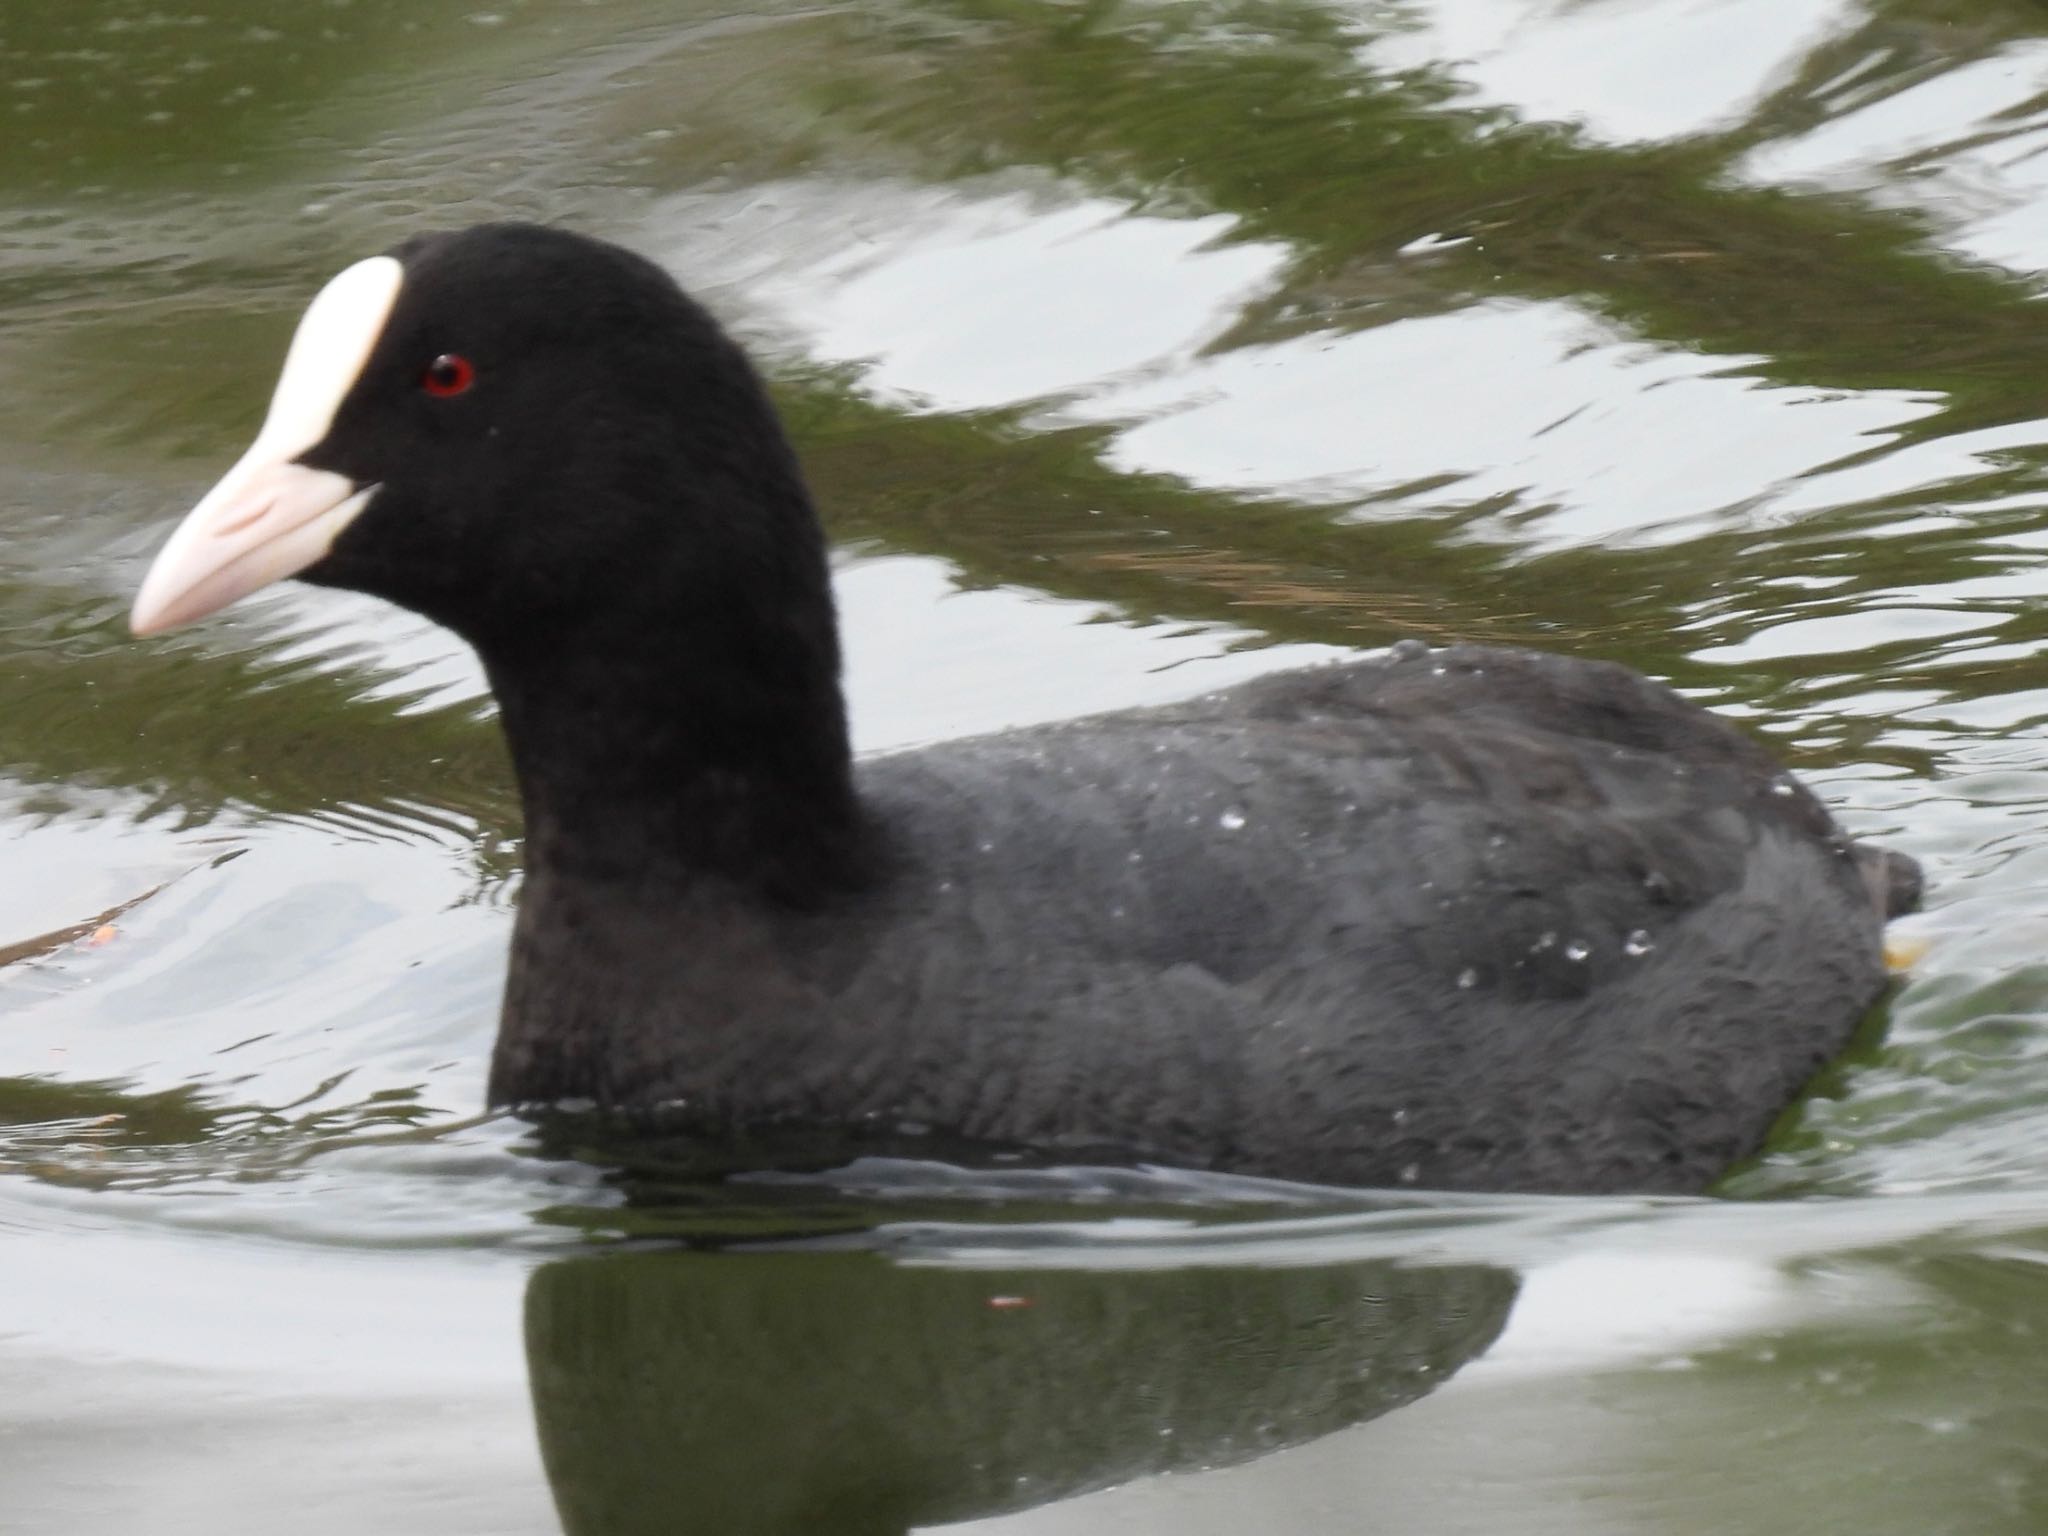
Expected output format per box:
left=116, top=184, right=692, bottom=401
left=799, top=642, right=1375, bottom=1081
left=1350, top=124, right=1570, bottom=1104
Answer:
left=480, top=562, right=872, bottom=908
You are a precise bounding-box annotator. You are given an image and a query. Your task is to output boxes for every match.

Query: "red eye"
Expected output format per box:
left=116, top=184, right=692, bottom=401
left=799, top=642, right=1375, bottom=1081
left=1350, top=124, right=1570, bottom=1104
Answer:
left=421, top=353, right=476, bottom=397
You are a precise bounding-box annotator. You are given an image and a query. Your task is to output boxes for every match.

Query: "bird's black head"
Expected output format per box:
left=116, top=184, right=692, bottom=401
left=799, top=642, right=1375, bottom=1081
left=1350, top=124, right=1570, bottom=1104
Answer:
left=132, top=223, right=831, bottom=664
left=134, top=223, right=865, bottom=901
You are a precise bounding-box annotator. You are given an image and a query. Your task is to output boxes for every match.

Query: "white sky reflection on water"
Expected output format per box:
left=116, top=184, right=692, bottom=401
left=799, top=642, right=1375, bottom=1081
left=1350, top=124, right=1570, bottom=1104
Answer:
left=783, top=199, right=1288, bottom=411
left=1740, top=40, right=2048, bottom=277
left=655, top=177, right=1290, bottom=411
left=1073, top=300, right=1936, bottom=548
left=1767, top=417, right=2048, bottom=516
left=838, top=556, right=1346, bottom=751
left=1359, top=0, right=1856, bottom=144
left=1692, top=605, right=2011, bottom=665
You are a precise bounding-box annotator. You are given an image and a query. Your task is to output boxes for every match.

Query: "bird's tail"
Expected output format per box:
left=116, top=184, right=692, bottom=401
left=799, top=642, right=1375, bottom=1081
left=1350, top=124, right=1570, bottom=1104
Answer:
left=1855, top=842, right=1923, bottom=921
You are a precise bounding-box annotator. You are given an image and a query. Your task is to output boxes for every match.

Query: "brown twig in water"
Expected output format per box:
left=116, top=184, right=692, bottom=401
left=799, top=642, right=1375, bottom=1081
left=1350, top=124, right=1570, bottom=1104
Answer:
left=0, top=884, right=169, bottom=970
left=1086, top=548, right=1547, bottom=641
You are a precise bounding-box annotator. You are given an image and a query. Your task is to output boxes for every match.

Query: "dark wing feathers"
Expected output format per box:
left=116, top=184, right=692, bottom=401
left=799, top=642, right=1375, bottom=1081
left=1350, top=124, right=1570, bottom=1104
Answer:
left=826, top=643, right=1889, bottom=1192
left=502, top=642, right=1896, bottom=1192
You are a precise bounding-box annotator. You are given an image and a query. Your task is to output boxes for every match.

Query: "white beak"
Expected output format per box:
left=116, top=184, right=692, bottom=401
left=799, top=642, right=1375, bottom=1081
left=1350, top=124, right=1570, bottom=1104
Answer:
left=131, top=255, right=405, bottom=636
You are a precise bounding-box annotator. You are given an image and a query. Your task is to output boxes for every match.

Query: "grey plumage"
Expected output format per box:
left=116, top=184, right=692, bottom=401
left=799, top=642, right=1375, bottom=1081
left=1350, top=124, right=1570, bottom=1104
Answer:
left=497, top=642, right=1902, bottom=1194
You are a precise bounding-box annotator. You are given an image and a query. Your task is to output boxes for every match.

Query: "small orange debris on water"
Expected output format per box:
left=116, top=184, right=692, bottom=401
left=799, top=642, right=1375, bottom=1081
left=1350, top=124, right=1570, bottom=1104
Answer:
left=1884, top=933, right=1931, bottom=974
left=86, top=925, right=119, bottom=947
left=986, top=1295, right=1033, bottom=1311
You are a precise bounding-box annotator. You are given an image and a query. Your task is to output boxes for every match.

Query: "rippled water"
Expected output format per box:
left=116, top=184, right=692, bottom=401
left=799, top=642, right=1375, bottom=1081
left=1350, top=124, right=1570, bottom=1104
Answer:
left=10, top=0, right=2048, bottom=1530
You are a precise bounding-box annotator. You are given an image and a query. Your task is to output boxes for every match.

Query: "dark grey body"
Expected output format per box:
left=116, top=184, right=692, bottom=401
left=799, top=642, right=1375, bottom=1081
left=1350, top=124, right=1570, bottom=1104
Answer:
left=495, top=642, right=1900, bottom=1195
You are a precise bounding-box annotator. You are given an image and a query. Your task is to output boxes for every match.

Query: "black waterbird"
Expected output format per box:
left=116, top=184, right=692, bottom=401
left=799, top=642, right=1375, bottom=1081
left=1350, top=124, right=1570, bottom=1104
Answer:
left=131, top=224, right=1920, bottom=1194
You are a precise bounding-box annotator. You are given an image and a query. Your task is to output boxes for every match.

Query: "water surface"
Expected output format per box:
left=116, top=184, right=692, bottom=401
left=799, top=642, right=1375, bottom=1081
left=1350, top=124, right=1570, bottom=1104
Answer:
left=9, top=0, right=2048, bottom=1530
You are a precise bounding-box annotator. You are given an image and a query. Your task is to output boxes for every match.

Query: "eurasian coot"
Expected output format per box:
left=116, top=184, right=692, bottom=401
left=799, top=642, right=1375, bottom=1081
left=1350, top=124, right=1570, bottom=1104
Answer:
left=131, top=224, right=1919, bottom=1194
